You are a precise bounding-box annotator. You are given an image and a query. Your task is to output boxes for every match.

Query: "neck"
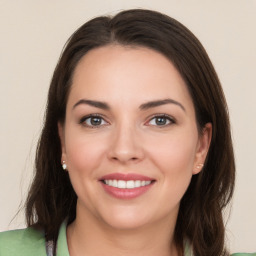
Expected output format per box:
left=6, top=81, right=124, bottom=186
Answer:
left=67, top=206, right=179, bottom=256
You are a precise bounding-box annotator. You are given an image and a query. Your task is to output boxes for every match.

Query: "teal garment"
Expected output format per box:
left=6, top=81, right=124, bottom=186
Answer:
left=0, top=222, right=255, bottom=255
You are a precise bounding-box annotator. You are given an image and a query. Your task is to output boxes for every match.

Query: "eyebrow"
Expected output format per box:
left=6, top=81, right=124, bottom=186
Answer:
left=73, top=98, right=185, bottom=112
left=73, top=99, right=110, bottom=110
left=139, top=99, right=186, bottom=112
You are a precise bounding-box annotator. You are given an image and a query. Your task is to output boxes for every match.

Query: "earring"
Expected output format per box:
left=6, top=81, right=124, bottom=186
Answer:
left=196, top=163, right=204, bottom=169
left=62, top=160, right=67, bottom=170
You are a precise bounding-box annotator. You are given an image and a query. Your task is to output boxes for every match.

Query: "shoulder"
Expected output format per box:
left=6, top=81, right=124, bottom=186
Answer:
left=0, top=226, right=46, bottom=256
left=231, top=254, right=256, bottom=256
left=184, top=240, right=255, bottom=256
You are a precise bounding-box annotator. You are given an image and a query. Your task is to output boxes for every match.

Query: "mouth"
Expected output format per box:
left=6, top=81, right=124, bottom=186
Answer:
left=101, top=179, right=154, bottom=189
left=99, top=173, right=156, bottom=199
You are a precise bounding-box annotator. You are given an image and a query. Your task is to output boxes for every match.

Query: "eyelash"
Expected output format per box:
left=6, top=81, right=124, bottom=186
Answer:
left=79, top=113, right=175, bottom=128
left=79, top=114, right=108, bottom=128
left=146, top=114, right=176, bottom=127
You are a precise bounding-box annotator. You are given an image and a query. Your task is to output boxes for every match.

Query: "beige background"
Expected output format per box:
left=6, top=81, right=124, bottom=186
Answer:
left=0, top=0, right=255, bottom=253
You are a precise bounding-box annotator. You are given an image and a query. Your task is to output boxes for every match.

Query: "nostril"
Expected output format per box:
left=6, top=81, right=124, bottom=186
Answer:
left=110, top=156, right=139, bottom=162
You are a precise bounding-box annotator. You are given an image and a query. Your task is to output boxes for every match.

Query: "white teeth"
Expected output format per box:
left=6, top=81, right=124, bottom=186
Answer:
left=134, top=180, right=141, bottom=188
left=112, top=180, right=118, bottom=187
left=104, top=180, right=152, bottom=189
left=117, top=180, right=126, bottom=188
left=126, top=180, right=135, bottom=188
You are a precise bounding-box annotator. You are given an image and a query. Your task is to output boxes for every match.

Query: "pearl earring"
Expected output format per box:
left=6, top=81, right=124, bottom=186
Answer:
left=62, top=160, right=67, bottom=170
left=196, top=163, right=204, bottom=169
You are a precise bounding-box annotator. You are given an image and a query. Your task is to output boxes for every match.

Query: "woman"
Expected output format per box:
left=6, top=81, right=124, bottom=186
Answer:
left=0, top=9, right=253, bottom=256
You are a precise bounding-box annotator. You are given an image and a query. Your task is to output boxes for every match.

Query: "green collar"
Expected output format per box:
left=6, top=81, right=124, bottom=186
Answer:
left=56, top=221, right=69, bottom=256
left=55, top=221, right=194, bottom=256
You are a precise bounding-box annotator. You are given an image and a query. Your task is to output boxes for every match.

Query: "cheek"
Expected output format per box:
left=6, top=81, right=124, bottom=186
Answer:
left=147, top=131, right=198, bottom=199
left=63, top=130, right=109, bottom=206
left=150, top=133, right=198, bottom=175
left=64, top=128, right=107, bottom=176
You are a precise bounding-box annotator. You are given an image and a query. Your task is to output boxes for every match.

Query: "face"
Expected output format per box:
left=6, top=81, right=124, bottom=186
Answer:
left=59, top=45, right=211, bottom=230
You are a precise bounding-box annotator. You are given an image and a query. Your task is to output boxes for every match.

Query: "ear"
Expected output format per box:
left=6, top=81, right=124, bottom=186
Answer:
left=58, top=122, right=67, bottom=162
left=193, top=123, right=212, bottom=175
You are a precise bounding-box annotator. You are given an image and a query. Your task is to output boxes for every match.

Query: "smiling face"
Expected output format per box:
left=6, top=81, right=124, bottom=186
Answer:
left=59, top=45, right=211, bottom=231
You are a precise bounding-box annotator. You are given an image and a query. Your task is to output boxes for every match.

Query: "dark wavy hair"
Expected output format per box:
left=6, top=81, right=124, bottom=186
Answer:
left=25, top=9, right=235, bottom=256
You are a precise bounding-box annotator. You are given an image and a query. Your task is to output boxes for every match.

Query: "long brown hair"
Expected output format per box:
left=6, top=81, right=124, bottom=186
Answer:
left=25, top=9, right=235, bottom=255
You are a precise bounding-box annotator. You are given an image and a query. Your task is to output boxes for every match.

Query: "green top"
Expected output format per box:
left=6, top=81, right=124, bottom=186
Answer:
left=0, top=222, right=69, bottom=256
left=0, top=222, right=255, bottom=255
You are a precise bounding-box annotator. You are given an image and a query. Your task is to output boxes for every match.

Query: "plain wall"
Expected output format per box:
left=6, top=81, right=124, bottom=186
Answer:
left=0, top=0, right=255, bottom=253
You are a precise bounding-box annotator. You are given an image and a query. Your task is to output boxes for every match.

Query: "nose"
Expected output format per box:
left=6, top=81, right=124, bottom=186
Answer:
left=107, top=123, right=145, bottom=164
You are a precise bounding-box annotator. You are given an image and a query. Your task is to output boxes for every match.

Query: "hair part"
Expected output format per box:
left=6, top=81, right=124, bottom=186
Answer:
left=25, top=9, right=235, bottom=256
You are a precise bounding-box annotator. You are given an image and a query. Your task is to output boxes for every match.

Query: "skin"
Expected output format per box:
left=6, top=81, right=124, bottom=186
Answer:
left=59, top=45, right=212, bottom=256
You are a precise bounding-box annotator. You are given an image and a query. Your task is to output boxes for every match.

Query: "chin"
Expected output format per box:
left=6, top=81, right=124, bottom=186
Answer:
left=104, top=215, right=151, bottom=231
left=94, top=204, right=152, bottom=230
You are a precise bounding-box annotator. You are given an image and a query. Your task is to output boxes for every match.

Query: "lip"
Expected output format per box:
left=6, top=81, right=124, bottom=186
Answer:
left=99, top=173, right=156, bottom=200
left=100, top=173, right=153, bottom=181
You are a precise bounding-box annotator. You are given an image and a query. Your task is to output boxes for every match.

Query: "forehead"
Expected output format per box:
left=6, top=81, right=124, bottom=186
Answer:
left=68, top=45, right=194, bottom=112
